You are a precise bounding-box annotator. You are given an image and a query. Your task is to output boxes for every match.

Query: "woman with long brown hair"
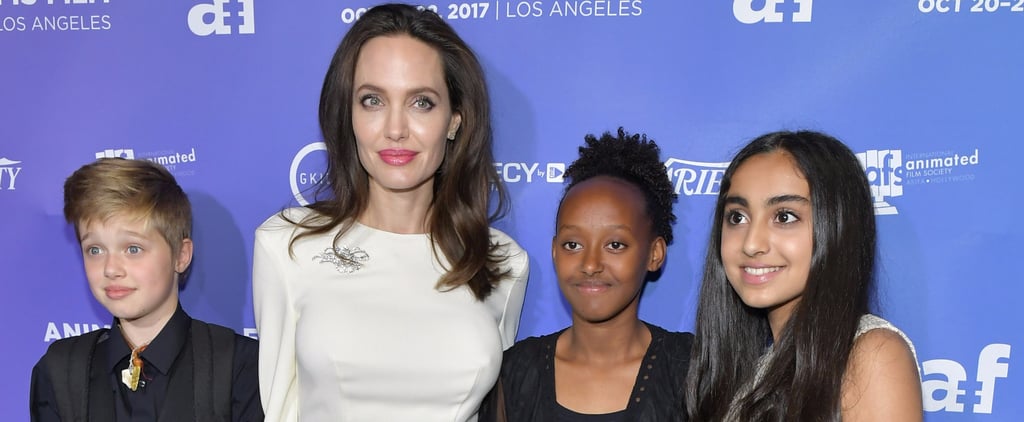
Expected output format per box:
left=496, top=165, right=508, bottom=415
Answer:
left=252, top=4, right=529, bottom=420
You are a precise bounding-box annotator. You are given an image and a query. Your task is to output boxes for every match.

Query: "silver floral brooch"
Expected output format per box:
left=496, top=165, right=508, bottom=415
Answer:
left=312, top=246, right=370, bottom=274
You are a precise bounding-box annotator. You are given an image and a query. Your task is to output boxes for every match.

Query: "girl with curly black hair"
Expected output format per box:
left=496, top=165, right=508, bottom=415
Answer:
left=486, top=128, right=694, bottom=421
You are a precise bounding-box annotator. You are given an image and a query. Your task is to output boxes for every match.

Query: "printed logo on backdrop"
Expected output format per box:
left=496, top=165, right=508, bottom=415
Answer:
left=289, top=144, right=560, bottom=203
left=923, top=343, right=1011, bottom=414
left=856, top=150, right=903, bottom=215
left=665, top=147, right=982, bottom=216
left=0, top=0, right=113, bottom=33
left=290, top=142, right=327, bottom=206
left=44, top=322, right=257, bottom=342
left=855, top=148, right=981, bottom=215
left=733, top=0, right=813, bottom=24
left=495, top=162, right=565, bottom=184
left=918, top=0, right=1024, bottom=13
left=188, top=0, right=254, bottom=36
left=95, top=148, right=134, bottom=159
left=664, top=158, right=729, bottom=196
left=0, top=157, right=23, bottom=190
left=44, top=321, right=110, bottom=342
left=339, top=1, right=644, bottom=24
left=95, top=147, right=199, bottom=176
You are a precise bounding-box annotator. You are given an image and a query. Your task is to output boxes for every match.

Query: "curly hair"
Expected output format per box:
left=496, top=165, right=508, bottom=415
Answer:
left=562, top=127, right=677, bottom=244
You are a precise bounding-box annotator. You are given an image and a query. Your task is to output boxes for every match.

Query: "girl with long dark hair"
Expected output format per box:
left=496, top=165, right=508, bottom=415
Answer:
left=686, top=131, right=922, bottom=421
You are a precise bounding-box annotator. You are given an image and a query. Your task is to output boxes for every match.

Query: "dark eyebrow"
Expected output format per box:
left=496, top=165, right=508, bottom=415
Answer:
left=556, top=224, right=632, bottom=233
left=355, top=83, right=441, bottom=98
left=724, top=196, right=748, bottom=207
left=354, top=83, right=380, bottom=93
left=724, top=194, right=809, bottom=208
left=766, top=194, right=810, bottom=206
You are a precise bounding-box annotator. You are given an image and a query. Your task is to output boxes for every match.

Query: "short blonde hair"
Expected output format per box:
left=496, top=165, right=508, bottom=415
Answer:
left=63, top=158, right=191, bottom=256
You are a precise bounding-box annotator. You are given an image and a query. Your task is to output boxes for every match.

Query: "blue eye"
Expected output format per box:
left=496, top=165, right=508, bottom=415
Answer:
left=412, top=96, right=435, bottom=110
left=127, top=245, right=142, bottom=254
left=360, top=95, right=383, bottom=108
left=86, top=246, right=102, bottom=256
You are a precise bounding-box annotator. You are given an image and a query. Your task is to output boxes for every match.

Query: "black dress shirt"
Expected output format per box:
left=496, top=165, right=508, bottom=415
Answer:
left=30, top=305, right=263, bottom=421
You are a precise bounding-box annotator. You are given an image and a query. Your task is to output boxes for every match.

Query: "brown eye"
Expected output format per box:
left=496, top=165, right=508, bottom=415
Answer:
left=726, top=211, right=747, bottom=225
left=775, top=210, right=799, bottom=224
left=607, top=241, right=627, bottom=251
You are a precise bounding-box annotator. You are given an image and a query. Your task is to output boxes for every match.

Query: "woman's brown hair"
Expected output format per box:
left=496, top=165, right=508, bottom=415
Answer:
left=288, top=3, right=510, bottom=300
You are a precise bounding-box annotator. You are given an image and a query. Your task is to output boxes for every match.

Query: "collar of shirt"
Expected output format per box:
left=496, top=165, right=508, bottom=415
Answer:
left=104, top=304, right=191, bottom=376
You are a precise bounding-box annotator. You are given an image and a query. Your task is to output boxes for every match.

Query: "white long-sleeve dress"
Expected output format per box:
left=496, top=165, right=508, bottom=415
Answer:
left=253, top=208, right=529, bottom=422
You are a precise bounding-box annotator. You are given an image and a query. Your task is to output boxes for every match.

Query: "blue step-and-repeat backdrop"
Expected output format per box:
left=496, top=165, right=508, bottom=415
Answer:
left=1, top=1, right=1020, bottom=420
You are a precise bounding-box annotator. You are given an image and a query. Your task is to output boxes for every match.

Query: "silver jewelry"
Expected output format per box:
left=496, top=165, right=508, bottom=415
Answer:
left=313, top=246, right=370, bottom=273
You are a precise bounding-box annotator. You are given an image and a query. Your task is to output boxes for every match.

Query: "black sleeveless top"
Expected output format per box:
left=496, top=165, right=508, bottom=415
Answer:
left=485, top=322, right=693, bottom=422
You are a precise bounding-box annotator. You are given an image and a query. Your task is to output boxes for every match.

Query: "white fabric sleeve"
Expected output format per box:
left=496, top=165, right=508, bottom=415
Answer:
left=252, top=227, right=300, bottom=421
left=497, top=247, right=529, bottom=350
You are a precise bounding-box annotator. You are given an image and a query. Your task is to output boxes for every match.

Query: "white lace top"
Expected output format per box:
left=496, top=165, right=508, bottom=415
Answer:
left=723, top=314, right=918, bottom=421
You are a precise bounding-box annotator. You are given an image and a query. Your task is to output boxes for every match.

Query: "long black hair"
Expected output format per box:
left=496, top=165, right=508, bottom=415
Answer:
left=686, top=131, right=877, bottom=421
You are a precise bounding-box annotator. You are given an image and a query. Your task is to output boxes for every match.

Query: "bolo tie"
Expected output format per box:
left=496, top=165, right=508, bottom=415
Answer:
left=119, top=328, right=150, bottom=391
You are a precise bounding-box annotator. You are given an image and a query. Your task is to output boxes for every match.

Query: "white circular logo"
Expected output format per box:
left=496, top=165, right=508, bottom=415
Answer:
left=290, top=141, right=327, bottom=206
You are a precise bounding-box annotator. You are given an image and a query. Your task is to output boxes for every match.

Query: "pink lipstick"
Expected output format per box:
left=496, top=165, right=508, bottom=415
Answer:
left=379, top=149, right=417, bottom=166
